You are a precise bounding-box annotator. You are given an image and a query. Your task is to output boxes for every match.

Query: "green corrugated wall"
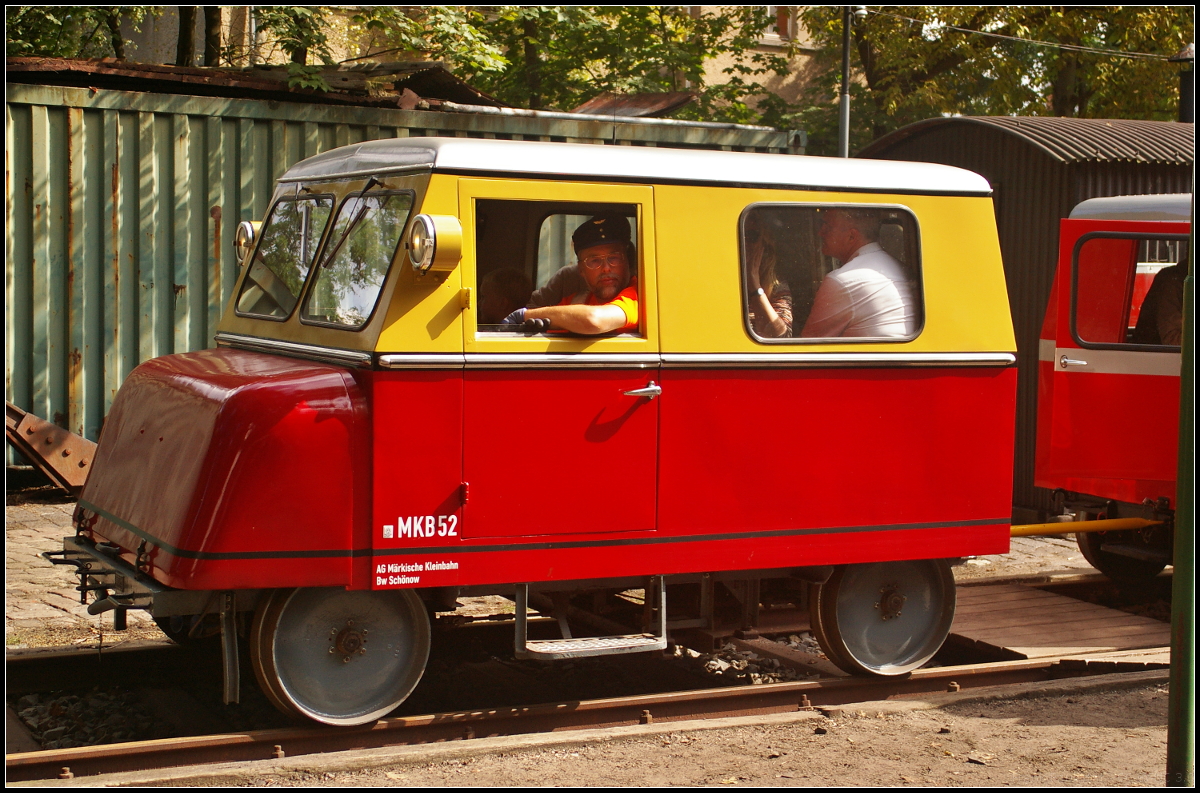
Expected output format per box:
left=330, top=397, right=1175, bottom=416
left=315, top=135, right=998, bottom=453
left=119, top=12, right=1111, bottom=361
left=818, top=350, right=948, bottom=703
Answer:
left=5, top=83, right=796, bottom=450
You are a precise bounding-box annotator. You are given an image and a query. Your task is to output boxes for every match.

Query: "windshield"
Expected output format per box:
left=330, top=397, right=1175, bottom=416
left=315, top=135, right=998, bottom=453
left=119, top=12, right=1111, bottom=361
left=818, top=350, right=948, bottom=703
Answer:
left=302, top=191, right=414, bottom=328
left=235, top=196, right=333, bottom=319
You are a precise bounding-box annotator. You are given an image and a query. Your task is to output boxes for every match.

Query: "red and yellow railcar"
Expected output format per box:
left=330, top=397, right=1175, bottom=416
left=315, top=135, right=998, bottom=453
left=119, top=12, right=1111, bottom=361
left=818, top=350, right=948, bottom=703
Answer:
left=58, top=139, right=1017, bottom=724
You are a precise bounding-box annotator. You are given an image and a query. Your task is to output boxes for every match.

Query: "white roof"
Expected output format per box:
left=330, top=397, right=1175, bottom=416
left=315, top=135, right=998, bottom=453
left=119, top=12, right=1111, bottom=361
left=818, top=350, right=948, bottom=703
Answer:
left=279, top=137, right=992, bottom=196
left=1070, top=193, right=1192, bottom=221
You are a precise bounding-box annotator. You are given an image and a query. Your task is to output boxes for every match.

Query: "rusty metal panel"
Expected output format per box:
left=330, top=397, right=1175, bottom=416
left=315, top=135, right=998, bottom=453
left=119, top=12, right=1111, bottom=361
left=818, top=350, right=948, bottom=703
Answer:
left=6, top=83, right=796, bottom=451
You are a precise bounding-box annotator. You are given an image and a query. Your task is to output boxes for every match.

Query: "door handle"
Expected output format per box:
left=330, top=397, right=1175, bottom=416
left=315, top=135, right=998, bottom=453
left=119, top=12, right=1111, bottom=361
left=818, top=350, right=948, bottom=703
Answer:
left=623, top=381, right=662, bottom=400
left=1059, top=355, right=1088, bottom=369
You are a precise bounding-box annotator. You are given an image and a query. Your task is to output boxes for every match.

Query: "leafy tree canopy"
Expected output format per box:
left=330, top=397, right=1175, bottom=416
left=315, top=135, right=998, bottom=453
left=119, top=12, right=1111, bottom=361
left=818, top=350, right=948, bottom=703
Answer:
left=6, top=6, right=153, bottom=59
left=349, top=6, right=796, bottom=124
left=799, top=6, right=1194, bottom=155
left=9, top=6, right=1189, bottom=147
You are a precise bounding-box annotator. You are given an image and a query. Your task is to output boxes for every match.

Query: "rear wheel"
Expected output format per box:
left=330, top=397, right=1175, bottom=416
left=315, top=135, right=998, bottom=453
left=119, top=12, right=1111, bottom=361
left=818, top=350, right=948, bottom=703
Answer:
left=1076, top=530, right=1168, bottom=583
left=249, top=587, right=430, bottom=725
left=810, top=559, right=956, bottom=676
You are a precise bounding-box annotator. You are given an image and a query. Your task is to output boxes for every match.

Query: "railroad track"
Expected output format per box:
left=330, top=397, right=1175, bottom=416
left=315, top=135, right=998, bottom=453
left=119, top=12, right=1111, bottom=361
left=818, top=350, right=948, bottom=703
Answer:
left=7, top=655, right=1168, bottom=783
left=7, top=570, right=1172, bottom=782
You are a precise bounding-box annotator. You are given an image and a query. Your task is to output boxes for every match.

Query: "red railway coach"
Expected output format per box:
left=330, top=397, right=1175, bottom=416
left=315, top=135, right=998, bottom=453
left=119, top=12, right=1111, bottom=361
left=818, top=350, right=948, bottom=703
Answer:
left=1036, top=193, right=1189, bottom=581
left=54, top=139, right=1017, bottom=725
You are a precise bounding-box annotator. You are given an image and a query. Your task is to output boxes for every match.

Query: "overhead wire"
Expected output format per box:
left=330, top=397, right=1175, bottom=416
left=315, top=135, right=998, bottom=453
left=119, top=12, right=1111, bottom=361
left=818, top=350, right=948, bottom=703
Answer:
left=869, top=10, right=1176, bottom=61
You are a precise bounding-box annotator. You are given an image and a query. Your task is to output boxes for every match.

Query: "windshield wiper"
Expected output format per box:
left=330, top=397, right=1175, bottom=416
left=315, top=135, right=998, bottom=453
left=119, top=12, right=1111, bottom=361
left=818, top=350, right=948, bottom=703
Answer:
left=318, top=178, right=387, bottom=268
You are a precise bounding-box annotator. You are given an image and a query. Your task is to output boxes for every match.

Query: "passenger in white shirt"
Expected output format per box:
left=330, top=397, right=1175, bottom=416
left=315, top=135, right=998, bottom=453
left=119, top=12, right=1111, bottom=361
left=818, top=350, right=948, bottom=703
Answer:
left=800, top=208, right=917, bottom=338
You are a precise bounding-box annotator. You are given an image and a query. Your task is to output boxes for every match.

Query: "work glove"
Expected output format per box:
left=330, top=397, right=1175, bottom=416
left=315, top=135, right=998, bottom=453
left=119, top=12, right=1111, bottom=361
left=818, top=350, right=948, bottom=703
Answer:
left=502, top=308, right=552, bottom=334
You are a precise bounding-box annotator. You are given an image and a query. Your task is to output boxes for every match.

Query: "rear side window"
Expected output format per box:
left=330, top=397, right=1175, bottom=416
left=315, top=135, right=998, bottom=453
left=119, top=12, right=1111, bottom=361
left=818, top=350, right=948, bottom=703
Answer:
left=302, top=191, right=414, bottom=328
left=740, top=204, right=922, bottom=343
left=1072, top=233, right=1188, bottom=348
left=235, top=196, right=333, bottom=319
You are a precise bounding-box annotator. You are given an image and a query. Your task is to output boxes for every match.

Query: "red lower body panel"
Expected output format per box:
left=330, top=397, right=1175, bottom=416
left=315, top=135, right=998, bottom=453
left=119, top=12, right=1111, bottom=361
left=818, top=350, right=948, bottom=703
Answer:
left=78, top=359, right=1016, bottom=593
left=369, top=364, right=1016, bottom=590
left=1037, top=361, right=1179, bottom=506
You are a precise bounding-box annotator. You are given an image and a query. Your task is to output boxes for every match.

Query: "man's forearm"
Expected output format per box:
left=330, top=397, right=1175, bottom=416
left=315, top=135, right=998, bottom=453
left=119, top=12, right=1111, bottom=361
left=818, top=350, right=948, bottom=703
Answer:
left=525, top=304, right=627, bottom=334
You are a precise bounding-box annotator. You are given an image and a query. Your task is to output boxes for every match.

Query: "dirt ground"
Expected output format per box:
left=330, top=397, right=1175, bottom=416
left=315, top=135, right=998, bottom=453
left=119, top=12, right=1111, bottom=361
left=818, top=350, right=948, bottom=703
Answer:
left=82, top=673, right=1167, bottom=788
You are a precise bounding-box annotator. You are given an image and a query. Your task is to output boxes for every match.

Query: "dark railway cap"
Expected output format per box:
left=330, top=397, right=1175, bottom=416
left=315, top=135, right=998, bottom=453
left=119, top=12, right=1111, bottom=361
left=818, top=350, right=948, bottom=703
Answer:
left=572, top=212, right=631, bottom=254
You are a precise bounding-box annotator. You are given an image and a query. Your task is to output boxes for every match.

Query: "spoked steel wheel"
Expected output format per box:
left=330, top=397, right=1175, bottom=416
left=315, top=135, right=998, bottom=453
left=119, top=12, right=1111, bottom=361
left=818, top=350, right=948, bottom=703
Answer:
left=810, top=559, right=955, bottom=676
left=249, top=588, right=430, bottom=725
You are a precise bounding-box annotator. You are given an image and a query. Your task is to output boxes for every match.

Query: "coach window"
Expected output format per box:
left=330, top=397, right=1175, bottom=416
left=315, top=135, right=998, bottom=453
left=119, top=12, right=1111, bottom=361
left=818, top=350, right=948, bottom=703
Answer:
left=475, top=200, right=641, bottom=335
left=235, top=195, right=333, bottom=319
left=740, top=205, right=922, bottom=343
left=301, top=190, right=414, bottom=329
left=1072, top=234, right=1188, bottom=349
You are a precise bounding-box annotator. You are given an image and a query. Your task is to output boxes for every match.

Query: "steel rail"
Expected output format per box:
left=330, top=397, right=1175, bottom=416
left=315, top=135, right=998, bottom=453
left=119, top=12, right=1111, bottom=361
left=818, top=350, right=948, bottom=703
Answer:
left=6, top=657, right=1111, bottom=782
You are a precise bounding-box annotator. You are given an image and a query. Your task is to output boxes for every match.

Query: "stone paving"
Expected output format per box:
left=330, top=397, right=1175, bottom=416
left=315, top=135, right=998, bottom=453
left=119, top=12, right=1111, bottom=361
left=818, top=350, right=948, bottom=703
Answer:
left=5, top=491, right=1096, bottom=651
left=953, top=533, right=1092, bottom=582
left=5, top=497, right=161, bottom=649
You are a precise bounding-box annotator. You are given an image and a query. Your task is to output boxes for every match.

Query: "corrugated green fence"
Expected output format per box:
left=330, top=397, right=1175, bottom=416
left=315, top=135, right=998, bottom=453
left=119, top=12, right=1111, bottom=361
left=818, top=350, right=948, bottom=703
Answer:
left=5, top=83, right=798, bottom=451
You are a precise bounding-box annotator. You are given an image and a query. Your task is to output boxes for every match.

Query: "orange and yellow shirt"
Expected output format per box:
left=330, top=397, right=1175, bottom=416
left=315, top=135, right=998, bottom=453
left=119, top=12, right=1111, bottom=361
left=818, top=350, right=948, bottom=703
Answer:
left=558, top=276, right=639, bottom=332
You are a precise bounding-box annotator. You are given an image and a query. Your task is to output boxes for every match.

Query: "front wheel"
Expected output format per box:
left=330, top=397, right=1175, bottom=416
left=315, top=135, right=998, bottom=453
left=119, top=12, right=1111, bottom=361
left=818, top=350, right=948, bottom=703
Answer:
left=249, top=587, right=431, bottom=725
left=810, top=559, right=956, bottom=676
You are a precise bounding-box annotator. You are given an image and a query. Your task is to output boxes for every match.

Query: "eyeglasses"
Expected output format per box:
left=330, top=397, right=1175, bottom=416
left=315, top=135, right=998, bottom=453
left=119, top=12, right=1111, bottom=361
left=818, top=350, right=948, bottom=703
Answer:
left=579, top=253, right=627, bottom=270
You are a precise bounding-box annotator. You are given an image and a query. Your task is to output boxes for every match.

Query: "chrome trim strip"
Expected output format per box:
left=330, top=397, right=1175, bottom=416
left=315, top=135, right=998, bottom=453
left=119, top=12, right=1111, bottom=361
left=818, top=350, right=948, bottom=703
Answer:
left=214, top=333, right=373, bottom=368
left=218, top=340, right=1016, bottom=371
left=661, top=352, right=1016, bottom=368
left=464, top=353, right=659, bottom=369
left=378, top=353, right=466, bottom=369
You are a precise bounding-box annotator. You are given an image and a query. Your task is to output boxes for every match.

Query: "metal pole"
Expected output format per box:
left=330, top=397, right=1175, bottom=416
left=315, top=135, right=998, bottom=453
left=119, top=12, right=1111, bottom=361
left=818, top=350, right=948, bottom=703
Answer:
left=838, top=6, right=851, bottom=158
left=1170, top=43, right=1194, bottom=124
left=1166, top=188, right=1195, bottom=786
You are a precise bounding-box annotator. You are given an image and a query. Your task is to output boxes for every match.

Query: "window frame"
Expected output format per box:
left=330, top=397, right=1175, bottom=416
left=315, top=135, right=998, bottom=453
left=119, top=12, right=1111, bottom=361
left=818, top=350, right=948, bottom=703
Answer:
left=475, top=200, right=643, bottom=338
left=738, top=201, right=926, bottom=345
left=1069, top=230, right=1188, bottom=353
left=298, top=187, right=417, bottom=332
left=232, top=192, right=336, bottom=323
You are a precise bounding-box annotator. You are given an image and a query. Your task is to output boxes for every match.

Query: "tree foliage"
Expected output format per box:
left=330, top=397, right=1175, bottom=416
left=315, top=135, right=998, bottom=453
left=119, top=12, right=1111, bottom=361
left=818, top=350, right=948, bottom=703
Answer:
left=347, top=6, right=796, bottom=123
left=5, top=6, right=154, bottom=59
left=347, top=7, right=508, bottom=77
left=799, top=6, right=1194, bottom=155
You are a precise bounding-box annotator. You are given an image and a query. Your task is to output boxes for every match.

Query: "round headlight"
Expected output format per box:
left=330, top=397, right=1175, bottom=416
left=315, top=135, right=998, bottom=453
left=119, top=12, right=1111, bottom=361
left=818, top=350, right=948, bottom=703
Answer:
left=408, top=215, right=437, bottom=274
left=234, top=221, right=260, bottom=264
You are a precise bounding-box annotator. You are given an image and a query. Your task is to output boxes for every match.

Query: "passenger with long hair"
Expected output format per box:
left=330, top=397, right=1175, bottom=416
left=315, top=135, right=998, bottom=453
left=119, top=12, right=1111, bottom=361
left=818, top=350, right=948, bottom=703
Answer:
left=746, top=220, right=793, bottom=338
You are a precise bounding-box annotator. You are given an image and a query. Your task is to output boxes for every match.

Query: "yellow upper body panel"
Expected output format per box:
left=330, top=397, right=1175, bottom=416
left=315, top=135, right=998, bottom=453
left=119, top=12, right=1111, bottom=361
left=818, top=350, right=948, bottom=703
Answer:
left=218, top=138, right=1013, bottom=357
left=653, top=185, right=1014, bottom=353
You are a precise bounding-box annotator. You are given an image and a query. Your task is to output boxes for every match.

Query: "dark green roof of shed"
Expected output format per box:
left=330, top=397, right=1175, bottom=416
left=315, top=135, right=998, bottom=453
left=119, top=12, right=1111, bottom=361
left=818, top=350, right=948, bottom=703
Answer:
left=860, top=116, right=1194, bottom=165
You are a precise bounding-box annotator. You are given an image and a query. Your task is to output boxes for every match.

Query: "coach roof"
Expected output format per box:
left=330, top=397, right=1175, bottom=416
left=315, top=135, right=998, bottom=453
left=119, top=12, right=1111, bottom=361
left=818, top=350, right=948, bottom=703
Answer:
left=277, top=137, right=992, bottom=196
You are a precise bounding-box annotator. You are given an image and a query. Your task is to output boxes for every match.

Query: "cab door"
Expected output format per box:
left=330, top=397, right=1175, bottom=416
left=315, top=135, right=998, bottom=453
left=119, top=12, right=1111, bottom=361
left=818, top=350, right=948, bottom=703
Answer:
left=1041, top=219, right=1186, bottom=504
left=458, top=179, right=659, bottom=539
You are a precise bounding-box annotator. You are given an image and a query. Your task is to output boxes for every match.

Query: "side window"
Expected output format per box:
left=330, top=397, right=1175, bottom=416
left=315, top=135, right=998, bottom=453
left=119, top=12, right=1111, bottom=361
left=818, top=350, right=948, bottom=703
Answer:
left=301, top=191, right=414, bottom=329
left=1074, top=234, right=1187, bottom=347
left=741, top=204, right=922, bottom=342
left=235, top=196, right=333, bottom=319
left=475, top=200, right=640, bottom=336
